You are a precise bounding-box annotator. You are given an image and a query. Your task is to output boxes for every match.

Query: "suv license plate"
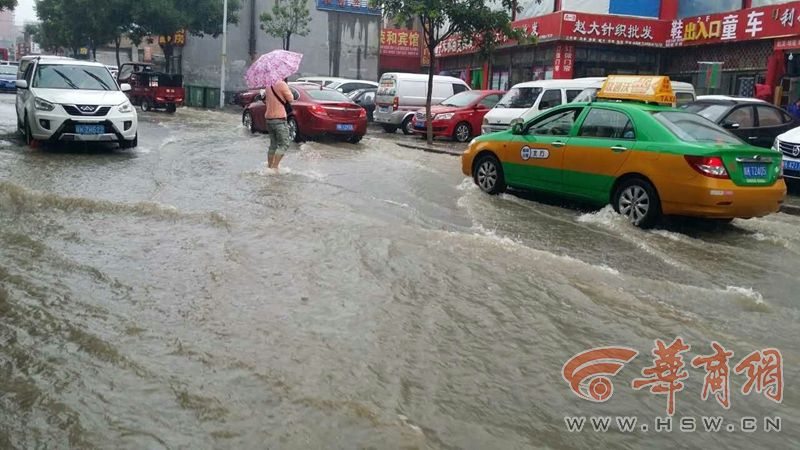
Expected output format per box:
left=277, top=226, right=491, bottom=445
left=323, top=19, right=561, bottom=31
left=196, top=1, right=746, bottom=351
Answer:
left=75, top=124, right=105, bottom=135
left=784, top=159, right=800, bottom=172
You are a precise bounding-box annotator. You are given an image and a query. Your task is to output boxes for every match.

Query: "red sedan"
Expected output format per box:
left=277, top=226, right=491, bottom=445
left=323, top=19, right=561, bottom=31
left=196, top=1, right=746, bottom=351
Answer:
left=243, top=82, right=367, bottom=143
left=411, top=90, right=505, bottom=142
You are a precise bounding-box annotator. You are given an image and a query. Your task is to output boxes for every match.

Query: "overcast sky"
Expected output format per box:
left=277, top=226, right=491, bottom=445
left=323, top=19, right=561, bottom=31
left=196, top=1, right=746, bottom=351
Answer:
left=14, top=0, right=36, bottom=25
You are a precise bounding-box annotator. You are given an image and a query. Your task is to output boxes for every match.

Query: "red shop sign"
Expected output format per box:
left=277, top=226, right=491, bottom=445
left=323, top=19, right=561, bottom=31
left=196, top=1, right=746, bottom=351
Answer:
left=380, top=28, right=421, bottom=57
left=553, top=43, right=575, bottom=79
left=435, top=12, right=561, bottom=57
left=667, top=1, right=800, bottom=47
left=561, top=12, right=669, bottom=48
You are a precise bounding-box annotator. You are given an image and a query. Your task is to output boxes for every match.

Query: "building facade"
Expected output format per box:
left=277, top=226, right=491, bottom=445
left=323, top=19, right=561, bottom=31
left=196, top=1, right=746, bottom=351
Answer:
left=182, top=0, right=380, bottom=98
left=437, top=0, right=800, bottom=102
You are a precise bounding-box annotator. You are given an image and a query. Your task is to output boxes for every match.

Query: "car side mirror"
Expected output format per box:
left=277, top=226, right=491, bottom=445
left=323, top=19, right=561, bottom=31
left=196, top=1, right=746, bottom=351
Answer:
left=723, top=122, right=740, bottom=130
left=511, top=118, right=524, bottom=135
left=120, top=83, right=132, bottom=92
left=15, top=79, right=28, bottom=89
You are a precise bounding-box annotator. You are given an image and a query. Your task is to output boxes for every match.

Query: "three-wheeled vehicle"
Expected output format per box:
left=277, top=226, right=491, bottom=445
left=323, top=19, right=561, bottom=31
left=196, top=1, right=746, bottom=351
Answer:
left=117, top=63, right=184, bottom=113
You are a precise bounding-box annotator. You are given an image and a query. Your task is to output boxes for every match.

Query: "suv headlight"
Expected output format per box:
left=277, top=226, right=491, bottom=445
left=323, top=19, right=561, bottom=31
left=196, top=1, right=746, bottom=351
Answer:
left=435, top=112, right=455, bottom=120
left=118, top=101, right=134, bottom=113
left=34, top=97, right=55, bottom=111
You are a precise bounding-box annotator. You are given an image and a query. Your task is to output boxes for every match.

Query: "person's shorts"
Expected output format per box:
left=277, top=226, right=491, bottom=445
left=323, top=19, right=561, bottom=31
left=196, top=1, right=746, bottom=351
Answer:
left=266, top=119, right=291, bottom=156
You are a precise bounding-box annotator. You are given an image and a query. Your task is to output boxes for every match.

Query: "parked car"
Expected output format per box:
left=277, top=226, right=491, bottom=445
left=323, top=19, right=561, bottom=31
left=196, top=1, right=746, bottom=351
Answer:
left=682, top=96, right=798, bottom=149
left=411, top=90, right=505, bottom=142
left=117, top=62, right=184, bottom=113
left=243, top=82, right=367, bottom=143
left=571, top=79, right=697, bottom=105
left=374, top=72, right=471, bottom=134
left=233, top=88, right=262, bottom=107
left=0, top=64, right=16, bottom=92
left=347, top=88, right=377, bottom=121
left=463, top=76, right=786, bottom=228
left=481, top=78, right=604, bottom=134
left=773, top=126, right=800, bottom=186
left=15, top=57, right=138, bottom=148
left=326, top=79, right=379, bottom=94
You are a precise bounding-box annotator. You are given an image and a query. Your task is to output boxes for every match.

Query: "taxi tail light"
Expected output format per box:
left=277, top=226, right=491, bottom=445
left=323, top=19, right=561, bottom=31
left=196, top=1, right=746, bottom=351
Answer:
left=392, top=96, right=399, bottom=111
left=685, top=155, right=729, bottom=179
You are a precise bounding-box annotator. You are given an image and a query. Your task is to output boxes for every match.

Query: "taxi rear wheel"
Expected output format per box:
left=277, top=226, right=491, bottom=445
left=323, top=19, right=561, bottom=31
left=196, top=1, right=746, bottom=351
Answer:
left=613, top=178, right=661, bottom=228
left=473, top=154, right=506, bottom=195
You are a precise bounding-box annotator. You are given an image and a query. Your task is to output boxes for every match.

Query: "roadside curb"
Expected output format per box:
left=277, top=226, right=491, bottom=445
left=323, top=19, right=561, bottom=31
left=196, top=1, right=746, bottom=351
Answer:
left=781, top=204, right=800, bottom=216
left=396, top=143, right=462, bottom=156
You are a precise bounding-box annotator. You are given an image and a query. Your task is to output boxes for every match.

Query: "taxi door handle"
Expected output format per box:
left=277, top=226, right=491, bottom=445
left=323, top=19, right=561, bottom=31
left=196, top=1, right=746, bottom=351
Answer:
left=610, top=146, right=628, bottom=153
left=747, top=136, right=758, bottom=141
left=552, top=141, right=566, bottom=148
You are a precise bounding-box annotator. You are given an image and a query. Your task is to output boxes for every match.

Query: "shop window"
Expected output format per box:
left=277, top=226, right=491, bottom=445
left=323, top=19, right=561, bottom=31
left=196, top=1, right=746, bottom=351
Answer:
left=579, top=109, right=636, bottom=140
left=538, top=89, right=562, bottom=110
left=678, top=0, right=740, bottom=18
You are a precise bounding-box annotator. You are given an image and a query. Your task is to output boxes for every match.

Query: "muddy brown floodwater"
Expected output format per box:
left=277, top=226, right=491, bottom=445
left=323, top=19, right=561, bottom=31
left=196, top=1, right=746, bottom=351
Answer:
left=1, top=95, right=798, bottom=449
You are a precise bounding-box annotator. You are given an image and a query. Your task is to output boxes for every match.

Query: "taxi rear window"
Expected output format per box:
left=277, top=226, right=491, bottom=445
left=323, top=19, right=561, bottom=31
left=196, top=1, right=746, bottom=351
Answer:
left=653, top=111, right=742, bottom=145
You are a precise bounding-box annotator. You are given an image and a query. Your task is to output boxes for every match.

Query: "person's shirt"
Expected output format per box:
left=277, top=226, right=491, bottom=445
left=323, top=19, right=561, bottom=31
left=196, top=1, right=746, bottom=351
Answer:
left=265, top=81, right=293, bottom=120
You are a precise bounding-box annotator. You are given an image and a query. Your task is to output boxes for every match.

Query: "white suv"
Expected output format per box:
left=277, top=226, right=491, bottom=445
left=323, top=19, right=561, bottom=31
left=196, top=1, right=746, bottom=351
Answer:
left=15, top=57, right=138, bottom=148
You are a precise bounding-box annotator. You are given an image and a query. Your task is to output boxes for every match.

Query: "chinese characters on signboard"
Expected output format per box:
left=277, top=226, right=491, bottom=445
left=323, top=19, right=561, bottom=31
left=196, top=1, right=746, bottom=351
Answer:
left=316, top=0, right=381, bottom=16
left=667, top=3, right=800, bottom=47
left=159, top=29, right=187, bottom=47
left=380, top=29, right=421, bottom=58
left=552, top=44, right=575, bottom=79
left=562, top=12, right=667, bottom=47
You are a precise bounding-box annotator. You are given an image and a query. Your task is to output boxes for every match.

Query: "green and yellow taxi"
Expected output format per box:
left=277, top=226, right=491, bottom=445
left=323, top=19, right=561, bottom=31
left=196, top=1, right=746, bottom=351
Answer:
left=462, top=76, right=787, bottom=228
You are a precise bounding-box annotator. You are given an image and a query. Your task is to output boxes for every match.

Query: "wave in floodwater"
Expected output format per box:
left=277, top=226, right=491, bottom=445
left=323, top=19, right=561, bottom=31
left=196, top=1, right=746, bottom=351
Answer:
left=0, top=180, right=230, bottom=228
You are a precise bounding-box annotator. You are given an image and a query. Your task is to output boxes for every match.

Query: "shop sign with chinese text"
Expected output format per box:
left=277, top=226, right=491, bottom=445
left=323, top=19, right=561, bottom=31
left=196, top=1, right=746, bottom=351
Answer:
left=380, top=29, right=421, bottom=58
left=667, top=1, right=800, bottom=47
left=316, top=0, right=380, bottom=16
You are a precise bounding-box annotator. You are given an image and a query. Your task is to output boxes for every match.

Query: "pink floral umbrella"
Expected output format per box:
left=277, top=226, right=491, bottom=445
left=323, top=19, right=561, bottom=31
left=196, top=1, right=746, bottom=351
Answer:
left=244, top=50, right=303, bottom=89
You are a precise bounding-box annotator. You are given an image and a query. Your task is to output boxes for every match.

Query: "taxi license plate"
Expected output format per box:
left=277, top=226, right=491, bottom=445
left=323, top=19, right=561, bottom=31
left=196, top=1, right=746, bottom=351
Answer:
left=784, top=159, right=800, bottom=172
left=75, top=124, right=105, bottom=135
left=336, top=124, right=354, bottom=131
left=742, top=163, right=768, bottom=179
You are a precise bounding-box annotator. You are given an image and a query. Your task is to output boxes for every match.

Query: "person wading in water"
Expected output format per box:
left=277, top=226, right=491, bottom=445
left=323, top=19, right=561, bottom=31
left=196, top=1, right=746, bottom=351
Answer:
left=264, top=80, right=294, bottom=171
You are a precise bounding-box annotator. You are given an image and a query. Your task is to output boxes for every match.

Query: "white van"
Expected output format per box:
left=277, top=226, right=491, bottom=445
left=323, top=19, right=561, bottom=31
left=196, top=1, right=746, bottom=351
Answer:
left=571, top=79, right=696, bottom=105
left=481, top=78, right=605, bottom=134
left=374, top=72, right=470, bottom=134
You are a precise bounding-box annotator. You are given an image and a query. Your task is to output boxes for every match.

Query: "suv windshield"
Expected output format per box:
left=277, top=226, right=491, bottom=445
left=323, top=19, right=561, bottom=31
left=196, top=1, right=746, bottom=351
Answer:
left=440, top=91, right=482, bottom=107
left=653, top=111, right=742, bottom=145
left=33, top=64, right=117, bottom=91
left=495, top=87, right=542, bottom=109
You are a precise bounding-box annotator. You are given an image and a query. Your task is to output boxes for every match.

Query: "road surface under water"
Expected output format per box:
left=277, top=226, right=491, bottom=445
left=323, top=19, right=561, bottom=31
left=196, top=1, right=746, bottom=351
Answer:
left=1, top=95, right=798, bottom=449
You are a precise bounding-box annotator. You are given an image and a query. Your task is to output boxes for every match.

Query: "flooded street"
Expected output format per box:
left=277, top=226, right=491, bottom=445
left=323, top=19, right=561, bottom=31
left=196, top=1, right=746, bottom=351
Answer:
left=1, top=93, right=799, bottom=449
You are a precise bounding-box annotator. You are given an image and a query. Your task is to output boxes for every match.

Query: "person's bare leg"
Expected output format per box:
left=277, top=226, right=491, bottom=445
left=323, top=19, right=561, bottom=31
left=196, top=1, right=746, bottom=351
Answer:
left=273, top=154, right=284, bottom=170
left=267, top=154, right=275, bottom=168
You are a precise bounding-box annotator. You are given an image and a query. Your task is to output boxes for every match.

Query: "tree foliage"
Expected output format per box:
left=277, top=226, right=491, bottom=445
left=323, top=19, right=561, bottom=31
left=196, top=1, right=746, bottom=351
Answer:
left=372, top=0, right=533, bottom=144
left=32, top=0, right=240, bottom=71
left=259, top=0, right=312, bottom=51
left=0, top=0, right=17, bottom=11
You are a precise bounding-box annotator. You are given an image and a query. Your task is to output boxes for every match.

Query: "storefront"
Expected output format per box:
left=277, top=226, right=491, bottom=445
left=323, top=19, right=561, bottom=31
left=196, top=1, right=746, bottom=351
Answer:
left=435, top=1, right=800, bottom=101
left=379, top=27, right=423, bottom=76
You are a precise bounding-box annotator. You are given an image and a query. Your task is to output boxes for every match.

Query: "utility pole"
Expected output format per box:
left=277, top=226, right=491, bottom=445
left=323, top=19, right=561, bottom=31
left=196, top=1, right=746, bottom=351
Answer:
left=220, top=0, right=228, bottom=108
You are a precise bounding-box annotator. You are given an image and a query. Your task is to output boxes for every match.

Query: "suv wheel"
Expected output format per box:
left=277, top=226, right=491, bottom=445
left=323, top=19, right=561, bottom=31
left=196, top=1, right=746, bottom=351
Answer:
left=24, top=116, right=36, bottom=148
left=120, top=134, right=138, bottom=149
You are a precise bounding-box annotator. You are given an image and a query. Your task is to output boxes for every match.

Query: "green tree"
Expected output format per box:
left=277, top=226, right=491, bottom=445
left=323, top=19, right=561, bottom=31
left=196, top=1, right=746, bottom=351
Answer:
left=259, top=0, right=312, bottom=51
left=133, top=0, right=241, bottom=72
left=372, top=0, right=532, bottom=144
left=0, top=0, right=17, bottom=11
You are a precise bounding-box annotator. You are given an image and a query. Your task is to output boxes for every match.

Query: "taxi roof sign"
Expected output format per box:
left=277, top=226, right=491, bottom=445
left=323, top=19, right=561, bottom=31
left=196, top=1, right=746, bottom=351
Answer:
left=597, top=76, right=676, bottom=106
